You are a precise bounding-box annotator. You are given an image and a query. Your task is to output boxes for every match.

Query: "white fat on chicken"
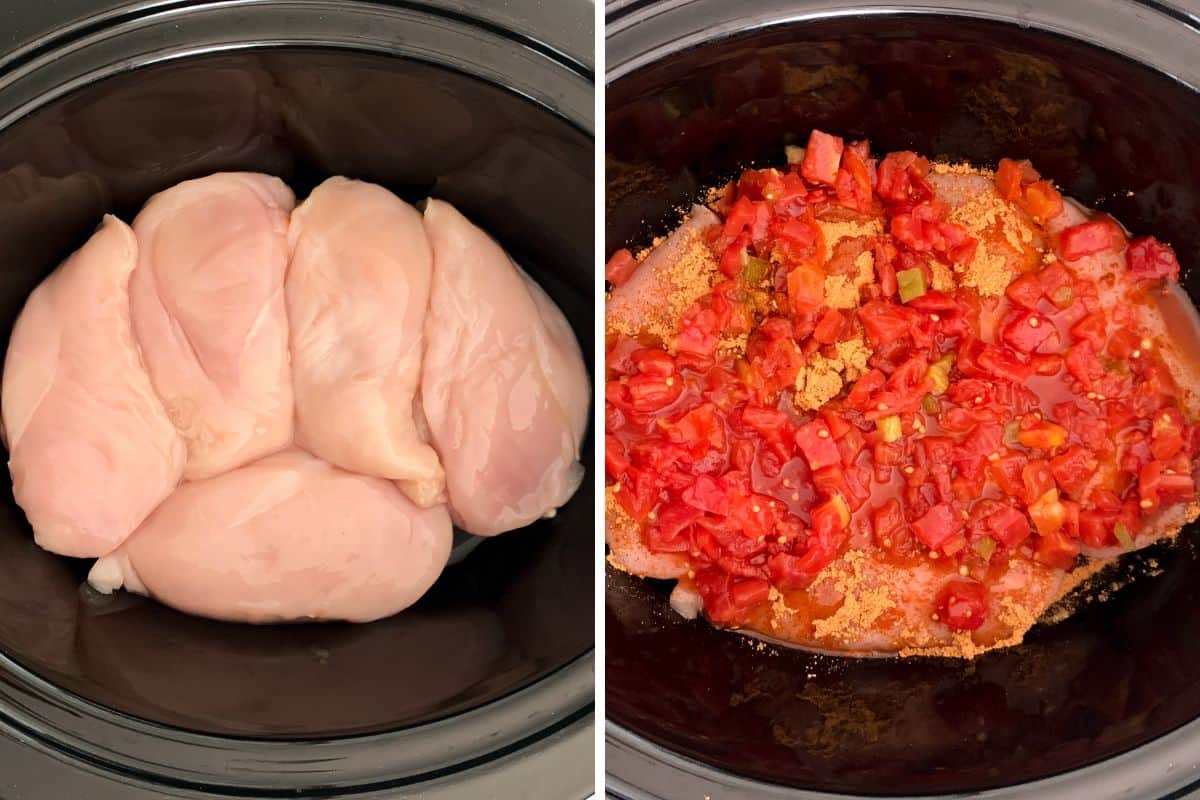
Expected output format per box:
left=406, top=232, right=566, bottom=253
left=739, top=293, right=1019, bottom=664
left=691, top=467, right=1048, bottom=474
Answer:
left=87, top=449, right=452, bottom=624
left=129, top=172, right=294, bottom=480
left=285, top=177, right=444, bottom=506
left=2, top=216, right=184, bottom=557
left=421, top=199, right=589, bottom=535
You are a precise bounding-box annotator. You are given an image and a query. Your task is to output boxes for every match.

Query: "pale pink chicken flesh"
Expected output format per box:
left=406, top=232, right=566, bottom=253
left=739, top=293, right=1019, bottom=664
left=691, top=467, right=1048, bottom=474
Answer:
left=421, top=199, right=589, bottom=536
left=286, top=177, right=444, bottom=506
left=129, top=172, right=294, bottom=480
left=2, top=216, right=184, bottom=557
left=87, top=449, right=453, bottom=624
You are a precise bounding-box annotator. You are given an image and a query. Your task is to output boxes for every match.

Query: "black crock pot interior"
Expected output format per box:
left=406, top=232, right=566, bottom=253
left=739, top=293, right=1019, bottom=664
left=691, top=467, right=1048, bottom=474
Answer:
left=606, top=14, right=1200, bottom=796
left=0, top=46, right=594, bottom=739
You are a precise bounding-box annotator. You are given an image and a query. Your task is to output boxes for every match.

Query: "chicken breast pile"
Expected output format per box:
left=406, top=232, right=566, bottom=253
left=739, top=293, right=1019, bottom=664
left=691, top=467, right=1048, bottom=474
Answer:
left=1, top=172, right=589, bottom=624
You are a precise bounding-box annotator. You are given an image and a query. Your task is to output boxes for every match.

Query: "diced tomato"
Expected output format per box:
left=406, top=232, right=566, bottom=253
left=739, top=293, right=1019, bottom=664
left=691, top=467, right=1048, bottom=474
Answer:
left=811, top=494, right=852, bottom=540
left=681, top=474, right=729, bottom=515
left=746, top=334, right=803, bottom=399
left=1040, top=263, right=1076, bottom=308
left=912, top=503, right=964, bottom=550
left=1034, top=526, right=1080, bottom=570
left=812, top=463, right=849, bottom=499
left=615, top=467, right=659, bottom=521
left=874, top=239, right=899, bottom=297
left=719, top=231, right=751, bottom=278
left=1058, top=218, right=1127, bottom=261
left=1126, top=236, right=1180, bottom=283
left=835, top=145, right=875, bottom=212
left=1107, top=328, right=1142, bottom=360
left=694, top=570, right=740, bottom=623
left=936, top=580, right=988, bottom=631
left=977, top=344, right=1033, bottom=383
left=1143, top=362, right=1180, bottom=400
left=769, top=537, right=841, bottom=589
left=871, top=498, right=905, bottom=547
left=800, top=129, right=844, bottom=186
left=820, top=409, right=853, bottom=440
left=1050, top=446, right=1098, bottom=497
left=1151, top=407, right=1186, bottom=460
left=723, top=192, right=757, bottom=230
left=631, top=348, right=675, bottom=377
left=837, top=427, right=867, bottom=467
left=1028, top=488, right=1066, bottom=537
left=787, top=262, right=825, bottom=311
left=812, top=308, right=844, bottom=344
left=1031, top=354, right=1063, bottom=376
left=730, top=577, right=771, bottom=610
left=1064, top=341, right=1104, bottom=389
left=1077, top=509, right=1115, bottom=549
left=1002, top=310, right=1058, bottom=354
left=846, top=368, right=887, bottom=410
left=605, top=248, right=639, bottom=286
left=673, top=403, right=727, bottom=457
left=1006, top=273, right=1043, bottom=309
left=796, top=419, right=841, bottom=471
left=676, top=324, right=718, bottom=357
left=647, top=502, right=703, bottom=552
left=740, top=404, right=791, bottom=458
left=774, top=209, right=826, bottom=265
left=626, top=373, right=683, bottom=412
left=606, top=434, right=630, bottom=479
left=858, top=300, right=913, bottom=346
left=1068, top=312, right=1106, bottom=350
left=1018, top=421, right=1067, bottom=450
left=986, top=506, right=1031, bottom=547
left=988, top=452, right=1027, bottom=498
left=994, top=158, right=1035, bottom=201
left=1139, top=460, right=1196, bottom=508
left=1018, top=180, right=1064, bottom=222
left=1021, top=460, right=1056, bottom=503
left=876, top=150, right=932, bottom=204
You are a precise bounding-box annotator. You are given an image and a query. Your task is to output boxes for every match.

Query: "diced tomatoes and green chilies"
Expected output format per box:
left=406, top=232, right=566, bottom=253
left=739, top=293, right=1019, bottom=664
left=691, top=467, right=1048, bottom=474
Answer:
left=605, top=129, right=1198, bottom=652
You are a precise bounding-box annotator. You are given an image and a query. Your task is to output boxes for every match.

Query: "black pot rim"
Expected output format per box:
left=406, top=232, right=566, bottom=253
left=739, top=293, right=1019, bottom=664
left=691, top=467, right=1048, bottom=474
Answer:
left=605, top=1, right=1200, bottom=797
left=0, top=0, right=595, bottom=795
left=606, top=0, right=1200, bottom=91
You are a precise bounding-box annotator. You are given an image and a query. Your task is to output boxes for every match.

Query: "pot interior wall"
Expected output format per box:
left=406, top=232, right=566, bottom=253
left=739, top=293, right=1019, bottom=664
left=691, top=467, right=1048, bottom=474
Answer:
left=0, top=47, right=594, bottom=739
left=606, top=14, right=1200, bottom=795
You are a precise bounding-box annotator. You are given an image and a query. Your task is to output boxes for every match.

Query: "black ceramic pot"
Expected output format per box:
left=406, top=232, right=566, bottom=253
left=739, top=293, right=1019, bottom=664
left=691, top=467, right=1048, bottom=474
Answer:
left=0, top=2, right=594, bottom=797
left=605, top=1, right=1200, bottom=797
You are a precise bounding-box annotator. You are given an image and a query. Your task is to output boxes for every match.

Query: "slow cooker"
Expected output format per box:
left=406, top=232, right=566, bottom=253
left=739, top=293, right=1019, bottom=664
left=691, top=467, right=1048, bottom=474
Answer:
left=605, top=1, right=1200, bottom=797
left=0, top=1, right=594, bottom=797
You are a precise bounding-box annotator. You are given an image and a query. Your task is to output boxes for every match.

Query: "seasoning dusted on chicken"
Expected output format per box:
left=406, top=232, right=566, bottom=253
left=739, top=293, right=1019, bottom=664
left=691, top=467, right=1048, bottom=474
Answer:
left=87, top=449, right=453, bottom=624
left=129, top=172, right=295, bottom=480
left=286, top=177, right=444, bottom=506
left=2, top=216, right=184, bottom=557
left=421, top=199, right=589, bottom=536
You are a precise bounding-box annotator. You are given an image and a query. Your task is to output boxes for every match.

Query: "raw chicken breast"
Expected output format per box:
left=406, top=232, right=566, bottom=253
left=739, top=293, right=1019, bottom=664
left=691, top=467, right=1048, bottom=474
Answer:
left=129, top=172, right=294, bottom=480
left=606, top=488, right=688, bottom=580
left=422, top=199, right=589, bottom=535
left=286, top=177, right=443, bottom=505
left=605, top=204, right=720, bottom=340
left=2, top=216, right=184, bottom=557
left=87, top=449, right=452, bottom=624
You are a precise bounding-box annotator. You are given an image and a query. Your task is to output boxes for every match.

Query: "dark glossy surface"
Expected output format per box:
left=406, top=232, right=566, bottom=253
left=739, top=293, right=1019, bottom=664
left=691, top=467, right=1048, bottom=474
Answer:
left=606, top=14, right=1200, bottom=795
left=0, top=48, right=594, bottom=739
